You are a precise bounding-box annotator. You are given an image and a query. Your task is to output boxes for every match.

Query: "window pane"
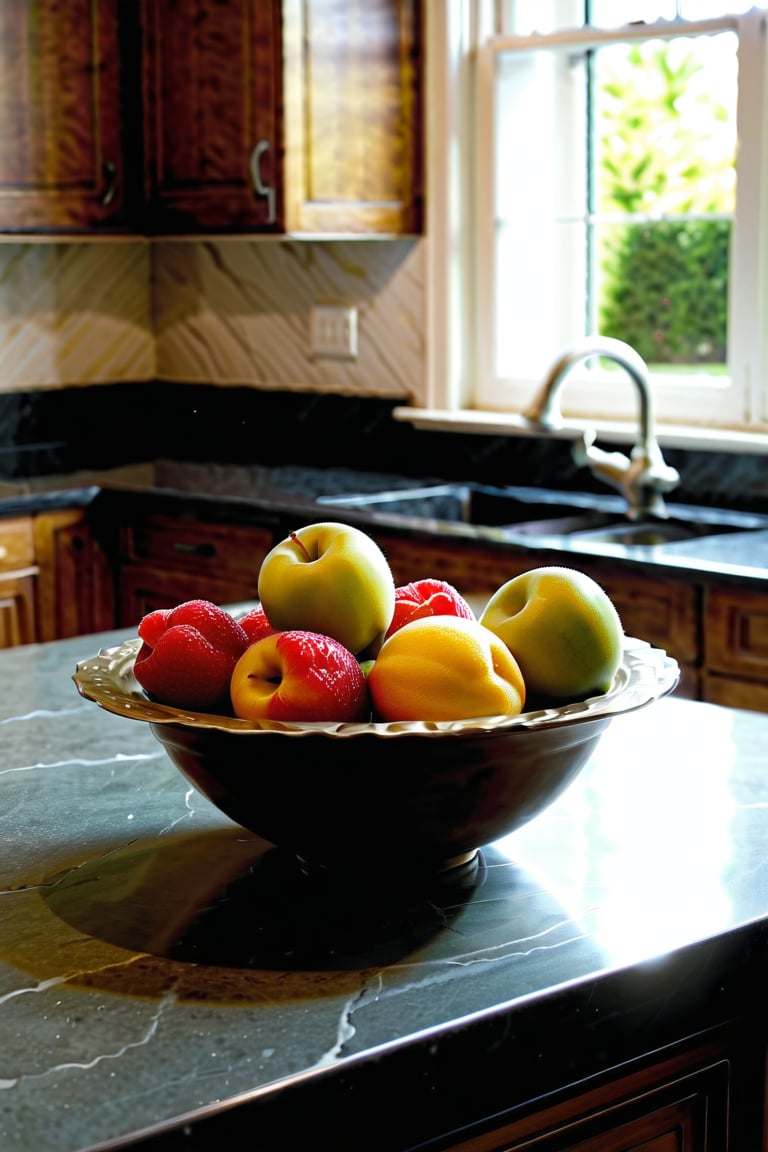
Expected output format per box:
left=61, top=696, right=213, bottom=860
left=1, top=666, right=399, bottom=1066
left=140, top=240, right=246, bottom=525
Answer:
left=494, top=48, right=588, bottom=377
left=589, top=2, right=676, bottom=26
left=493, top=27, right=738, bottom=381
left=592, top=33, right=737, bottom=371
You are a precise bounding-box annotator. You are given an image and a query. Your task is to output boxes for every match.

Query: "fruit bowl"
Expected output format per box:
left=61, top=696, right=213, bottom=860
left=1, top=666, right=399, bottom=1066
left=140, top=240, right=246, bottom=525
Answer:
left=73, top=637, right=679, bottom=879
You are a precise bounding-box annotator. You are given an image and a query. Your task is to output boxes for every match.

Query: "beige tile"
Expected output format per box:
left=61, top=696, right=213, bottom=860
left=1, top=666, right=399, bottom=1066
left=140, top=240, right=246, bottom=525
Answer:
left=0, top=243, right=154, bottom=389
left=153, top=239, right=425, bottom=400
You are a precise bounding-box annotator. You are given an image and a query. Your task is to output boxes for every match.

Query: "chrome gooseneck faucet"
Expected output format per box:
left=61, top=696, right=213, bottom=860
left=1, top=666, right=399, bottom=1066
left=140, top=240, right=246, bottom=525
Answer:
left=524, top=336, right=681, bottom=520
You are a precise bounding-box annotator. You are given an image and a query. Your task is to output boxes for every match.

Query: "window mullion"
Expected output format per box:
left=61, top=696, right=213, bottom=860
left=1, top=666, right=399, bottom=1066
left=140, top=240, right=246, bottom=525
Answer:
left=729, top=9, right=768, bottom=423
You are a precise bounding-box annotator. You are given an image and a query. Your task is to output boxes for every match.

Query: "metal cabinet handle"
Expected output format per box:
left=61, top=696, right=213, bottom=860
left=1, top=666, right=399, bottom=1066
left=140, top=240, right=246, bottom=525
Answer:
left=101, top=161, right=118, bottom=207
left=172, top=542, right=217, bottom=558
left=249, top=140, right=276, bottom=224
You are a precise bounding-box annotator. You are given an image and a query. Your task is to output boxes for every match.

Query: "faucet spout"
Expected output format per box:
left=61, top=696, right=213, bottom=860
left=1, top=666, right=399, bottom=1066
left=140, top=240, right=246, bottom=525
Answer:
left=525, top=336, right=680, bottom=519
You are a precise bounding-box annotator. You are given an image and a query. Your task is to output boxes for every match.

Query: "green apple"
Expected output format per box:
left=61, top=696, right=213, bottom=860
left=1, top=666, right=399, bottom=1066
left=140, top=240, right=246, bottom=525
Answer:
left=480, top=565, right=624, bottom=701
left=257, top=521, right=396, bottom=656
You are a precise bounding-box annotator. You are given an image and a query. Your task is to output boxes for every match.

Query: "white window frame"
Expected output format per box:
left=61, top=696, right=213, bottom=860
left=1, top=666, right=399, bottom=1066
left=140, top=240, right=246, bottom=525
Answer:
left=396, top=2, right=768, bottom=454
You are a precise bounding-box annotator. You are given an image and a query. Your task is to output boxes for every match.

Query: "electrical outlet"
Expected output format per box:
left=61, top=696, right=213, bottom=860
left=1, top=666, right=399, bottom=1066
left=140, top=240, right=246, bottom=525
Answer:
left=309, top=305, right=358, bottom=360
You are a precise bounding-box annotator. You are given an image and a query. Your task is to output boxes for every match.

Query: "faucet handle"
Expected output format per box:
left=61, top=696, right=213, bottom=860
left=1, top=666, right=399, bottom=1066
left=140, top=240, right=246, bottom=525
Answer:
left=572, top=430, right=631, bottom=478
left=573, top=431, right=680, bottom=519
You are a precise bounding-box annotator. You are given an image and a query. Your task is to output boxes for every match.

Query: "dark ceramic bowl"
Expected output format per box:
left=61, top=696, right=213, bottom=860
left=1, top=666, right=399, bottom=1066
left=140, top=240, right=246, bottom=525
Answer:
left=74, top=637, right=678, bottom=878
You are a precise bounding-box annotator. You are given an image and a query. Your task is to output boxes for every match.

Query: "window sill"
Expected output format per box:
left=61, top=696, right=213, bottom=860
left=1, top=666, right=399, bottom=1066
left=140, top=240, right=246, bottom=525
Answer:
left=392, top=407, right=768, bottom=457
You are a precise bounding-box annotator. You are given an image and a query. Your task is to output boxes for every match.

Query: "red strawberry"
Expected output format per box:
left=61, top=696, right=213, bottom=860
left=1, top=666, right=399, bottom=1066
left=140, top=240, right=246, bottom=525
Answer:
left=137, top=608, right=171, bottom=650
left=384, top=579, right=475, bottom=640
left=134, top=600, right=249, bottom=711
left=238, top=604, right=275, bottom=645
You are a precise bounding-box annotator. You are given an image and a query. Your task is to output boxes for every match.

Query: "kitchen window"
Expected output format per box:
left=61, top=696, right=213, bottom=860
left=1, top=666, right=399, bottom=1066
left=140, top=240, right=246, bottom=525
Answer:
left=400, top=1, right=768, bottom=450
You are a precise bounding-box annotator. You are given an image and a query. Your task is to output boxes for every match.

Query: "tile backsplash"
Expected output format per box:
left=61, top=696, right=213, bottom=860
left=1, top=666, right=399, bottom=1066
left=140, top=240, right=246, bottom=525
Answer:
left=0, top=238, right=423, bottom=399
left=153, top=239, right=423, bottom=399
left=0, top=242, right=155, bottom=388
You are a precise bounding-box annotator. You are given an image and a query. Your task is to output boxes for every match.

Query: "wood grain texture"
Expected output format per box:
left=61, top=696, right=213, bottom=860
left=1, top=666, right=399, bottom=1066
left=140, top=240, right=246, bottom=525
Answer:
left=141, top=0, right=283, bottom=231
left=0, top=0, right=126, bottom=231
left=283, top=0, right=424, bottom=234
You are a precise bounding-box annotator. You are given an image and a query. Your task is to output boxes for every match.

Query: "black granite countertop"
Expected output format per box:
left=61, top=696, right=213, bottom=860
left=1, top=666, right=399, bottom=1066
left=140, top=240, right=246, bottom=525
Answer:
left=2, top=459, right=768, bottom=588
left=1, top=625, right=768, bottom=1150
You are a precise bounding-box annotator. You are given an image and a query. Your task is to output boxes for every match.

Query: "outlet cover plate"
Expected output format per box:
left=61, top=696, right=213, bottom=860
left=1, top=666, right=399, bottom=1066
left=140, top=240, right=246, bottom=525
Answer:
left=310, top=305, right=358, bottom=360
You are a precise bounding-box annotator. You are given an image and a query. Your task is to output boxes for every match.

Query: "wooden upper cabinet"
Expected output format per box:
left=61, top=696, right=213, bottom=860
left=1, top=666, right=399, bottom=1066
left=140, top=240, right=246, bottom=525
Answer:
left=282, top=0, right=424, bottom=234
left=0, top=0, right=127, bottom=232
left=141, top=0, right=283, bottom=232
left=0, top=1, right=423, bottom=237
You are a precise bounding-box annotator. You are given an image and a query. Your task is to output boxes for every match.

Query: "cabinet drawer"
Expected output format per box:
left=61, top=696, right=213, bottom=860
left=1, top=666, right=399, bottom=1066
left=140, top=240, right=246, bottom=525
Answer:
left=119, top=565, right=263, bottom=626
left=705, top=586, right=768, bottom=680
left=0, top=518, right=35, bottom=572
left=702, top=672, right=768, bottom=712
left=120, top=516, right=271, bottom=581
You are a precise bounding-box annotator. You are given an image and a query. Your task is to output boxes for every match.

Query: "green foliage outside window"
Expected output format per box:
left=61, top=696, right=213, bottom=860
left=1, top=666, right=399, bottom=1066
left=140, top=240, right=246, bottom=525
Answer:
left=596, top=40, right=734, bottom=366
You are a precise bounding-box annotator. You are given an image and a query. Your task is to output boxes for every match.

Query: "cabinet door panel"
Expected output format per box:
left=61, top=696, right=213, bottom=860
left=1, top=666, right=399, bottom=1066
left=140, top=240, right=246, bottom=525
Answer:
left=34, top=509, right=115, bottom=643
left=142, top=0, right=282, bottom=231
left=705, top=586, right=768, bottom=681
left=0, top=0, right=125, bottom=230
left=283, top=0, right=424, bottom=233
left=0, top=575, right=36, bottom=647
left=120, top=516, right=271, bottom=581
left=439, top=1049, right=729, bottom=1152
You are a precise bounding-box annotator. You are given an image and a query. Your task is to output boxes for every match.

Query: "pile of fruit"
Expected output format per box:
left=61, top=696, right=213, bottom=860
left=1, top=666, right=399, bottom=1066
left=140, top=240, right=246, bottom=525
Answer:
left=132, top=521, right=624, bottom=723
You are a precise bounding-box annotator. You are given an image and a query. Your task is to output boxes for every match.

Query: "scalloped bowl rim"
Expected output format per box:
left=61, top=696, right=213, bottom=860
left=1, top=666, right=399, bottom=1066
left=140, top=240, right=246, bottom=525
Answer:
left=72, top=636, right=680, bottom=739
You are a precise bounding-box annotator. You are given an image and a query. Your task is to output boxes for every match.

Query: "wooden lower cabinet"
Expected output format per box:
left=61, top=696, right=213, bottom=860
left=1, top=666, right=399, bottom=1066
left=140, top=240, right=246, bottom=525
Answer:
left=437, top=1036, right=735, bottom=1152
left=34, top=508, right=115, bottom=642
left=594, top=566, right=700, bottom=700
left=117, top=514, right=272, bottom=625
left=702, top=585, right=768, bottom=709
left=0, top=572, right=37, bottom=647
left=120, top=564, right=263, bottom=623
left=0, top=517, right=38, bottom=648
left=375, top=533, right=534, bottom=599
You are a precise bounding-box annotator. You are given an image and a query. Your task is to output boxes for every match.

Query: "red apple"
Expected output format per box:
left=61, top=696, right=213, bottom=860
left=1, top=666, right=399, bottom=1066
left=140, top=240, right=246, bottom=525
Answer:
left=230, top=630, right=370, bottom=722
left=134, top=599, right=249, bottom=711
left=384, top=578, right=475, bottom=640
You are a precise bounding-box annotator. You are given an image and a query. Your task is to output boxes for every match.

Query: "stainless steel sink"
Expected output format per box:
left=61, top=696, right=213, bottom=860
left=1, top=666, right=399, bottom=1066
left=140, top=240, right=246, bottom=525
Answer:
left=317, top=483, right=612, bottom=529
left=317, top=483, right=768, bottom=546
left=517, top=512, right=749, bottom=546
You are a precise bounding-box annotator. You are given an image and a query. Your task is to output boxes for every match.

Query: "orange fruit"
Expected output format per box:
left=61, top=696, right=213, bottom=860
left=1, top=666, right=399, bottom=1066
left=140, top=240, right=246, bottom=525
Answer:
left=367, top=615, right=525, bottom=722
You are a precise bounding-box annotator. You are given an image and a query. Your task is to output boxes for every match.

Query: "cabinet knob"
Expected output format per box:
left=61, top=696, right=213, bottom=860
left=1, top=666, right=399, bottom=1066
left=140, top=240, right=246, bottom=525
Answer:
left=250, top=141, right=276, bottom=225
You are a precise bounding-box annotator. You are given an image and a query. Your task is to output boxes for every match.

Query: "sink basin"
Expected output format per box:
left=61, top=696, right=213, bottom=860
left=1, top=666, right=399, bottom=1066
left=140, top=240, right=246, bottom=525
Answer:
left=317, top=483, right=768, bottom=546
left=317, top=483, right=613, bottom=529
left=520, top=512, right=749, bottom=546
